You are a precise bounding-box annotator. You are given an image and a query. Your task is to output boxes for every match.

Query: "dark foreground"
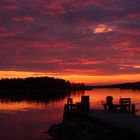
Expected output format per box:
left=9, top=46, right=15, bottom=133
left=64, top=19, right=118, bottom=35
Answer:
left=48, top=114, right=139, bottom=140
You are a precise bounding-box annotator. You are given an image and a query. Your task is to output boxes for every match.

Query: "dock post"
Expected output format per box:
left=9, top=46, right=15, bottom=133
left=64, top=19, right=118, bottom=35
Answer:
left=132, top=104, right=136, bottom=114
left=106, top=96, right=113, bottom=111
left=81, top=96, right=90, bottom=112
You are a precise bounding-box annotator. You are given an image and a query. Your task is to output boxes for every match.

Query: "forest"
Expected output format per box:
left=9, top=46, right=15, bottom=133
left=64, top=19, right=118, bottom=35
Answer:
left=0, top=76, right=86, bottom=90
left=0, top=77, right=89, bottom=101
left=93, top=81, right=140, bottom=89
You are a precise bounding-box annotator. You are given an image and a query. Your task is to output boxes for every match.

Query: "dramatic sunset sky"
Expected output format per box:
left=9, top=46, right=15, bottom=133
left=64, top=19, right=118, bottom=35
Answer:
left=0, top=0, right=140, bottom=85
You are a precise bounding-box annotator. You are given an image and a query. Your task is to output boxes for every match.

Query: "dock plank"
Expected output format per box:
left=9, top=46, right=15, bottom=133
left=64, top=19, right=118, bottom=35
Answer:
left=88, top=110, right=140, bottom=135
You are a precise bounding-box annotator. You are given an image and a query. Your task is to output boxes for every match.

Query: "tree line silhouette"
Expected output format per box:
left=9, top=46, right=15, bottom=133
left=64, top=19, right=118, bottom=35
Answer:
left=93, top=82, right=140, bottom=89
left=0, top=76, right=86, bottom=90
left=0, top=77, right=88, bottom=101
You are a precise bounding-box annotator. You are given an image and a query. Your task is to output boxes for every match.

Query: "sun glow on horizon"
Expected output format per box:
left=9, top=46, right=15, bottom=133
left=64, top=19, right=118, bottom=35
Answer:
left=57, top=74, right=140, bottom=85
left=0, top=71, right=140, bottom=85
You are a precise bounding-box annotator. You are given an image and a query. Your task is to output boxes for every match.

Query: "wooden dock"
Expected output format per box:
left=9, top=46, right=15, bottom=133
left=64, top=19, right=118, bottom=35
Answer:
left=63, top=96, right=139, bottom=137
left=88, top=110, right=140, bottom=136
left=63, top=96, right=90, bottom=121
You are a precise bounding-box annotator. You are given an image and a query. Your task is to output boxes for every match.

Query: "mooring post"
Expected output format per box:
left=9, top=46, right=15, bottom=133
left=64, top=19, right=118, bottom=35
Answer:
left=81, top=96, right=90, bottom=112
left=132, top=104, right=136, bottom=114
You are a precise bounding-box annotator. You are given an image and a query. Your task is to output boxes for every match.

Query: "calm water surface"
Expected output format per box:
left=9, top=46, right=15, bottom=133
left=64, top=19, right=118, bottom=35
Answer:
left=0, top=89, right=140, bottom=140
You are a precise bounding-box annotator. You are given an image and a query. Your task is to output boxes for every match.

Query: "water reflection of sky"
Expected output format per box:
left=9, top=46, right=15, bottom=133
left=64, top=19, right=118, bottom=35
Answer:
left=0, top=99, right=66, bottom=140
left=0, top=89, right=140, bottom=140
left=0, top=100, right=47, bottom=111
left=70, top=89, right=140, bottom=115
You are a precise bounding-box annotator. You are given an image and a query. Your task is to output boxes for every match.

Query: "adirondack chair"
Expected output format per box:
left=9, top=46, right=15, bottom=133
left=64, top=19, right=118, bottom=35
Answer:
left=102, top=96, right=114, bottom=111
left=119, top=98, right=131, bottom=112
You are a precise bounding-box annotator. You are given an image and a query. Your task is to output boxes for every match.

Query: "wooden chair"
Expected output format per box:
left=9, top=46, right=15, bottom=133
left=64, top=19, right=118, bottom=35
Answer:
left=102, top=96, right=114, bottom=111
left=119, top=98, right=131, bottom=112
left=67, top=98, right=73, bottom=105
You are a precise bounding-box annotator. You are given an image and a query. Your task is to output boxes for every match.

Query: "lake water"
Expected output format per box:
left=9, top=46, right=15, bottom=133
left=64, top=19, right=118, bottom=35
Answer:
left=0, top=88, right=140, bottom=140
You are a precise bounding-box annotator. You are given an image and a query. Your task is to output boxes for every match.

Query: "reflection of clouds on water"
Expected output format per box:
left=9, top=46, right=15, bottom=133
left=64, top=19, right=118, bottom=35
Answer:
left=0, top=100, right=47, bottom=111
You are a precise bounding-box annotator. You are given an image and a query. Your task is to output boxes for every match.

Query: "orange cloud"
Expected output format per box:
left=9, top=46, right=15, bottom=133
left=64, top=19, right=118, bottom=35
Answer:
left=93, top=24, right=114, bottom=33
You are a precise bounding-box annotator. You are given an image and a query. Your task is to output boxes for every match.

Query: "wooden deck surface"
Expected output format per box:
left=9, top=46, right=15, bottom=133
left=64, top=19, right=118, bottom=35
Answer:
left=88, top=110, right=140, bottom=135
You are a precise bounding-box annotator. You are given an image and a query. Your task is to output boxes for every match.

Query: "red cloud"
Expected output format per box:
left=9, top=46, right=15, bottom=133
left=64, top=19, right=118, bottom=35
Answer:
left=12, top=17, right=34, bottom=22
left=29, top=0, right=100, bottom=16
left=0, top=5, right=17, bottom=10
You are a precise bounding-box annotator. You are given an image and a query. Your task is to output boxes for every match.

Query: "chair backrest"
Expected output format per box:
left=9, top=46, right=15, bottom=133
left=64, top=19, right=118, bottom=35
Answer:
left=81, top=96, right=90, bottom=112
left=106, top=96, right=113, bottom=105
left=119, top=98, right=131, bottom=105
left=67, top=98, right=73, bottom=105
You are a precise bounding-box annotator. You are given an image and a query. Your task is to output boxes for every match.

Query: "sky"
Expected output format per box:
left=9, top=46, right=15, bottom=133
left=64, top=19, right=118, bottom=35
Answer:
left=0, top=0, right=140, bottom=85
